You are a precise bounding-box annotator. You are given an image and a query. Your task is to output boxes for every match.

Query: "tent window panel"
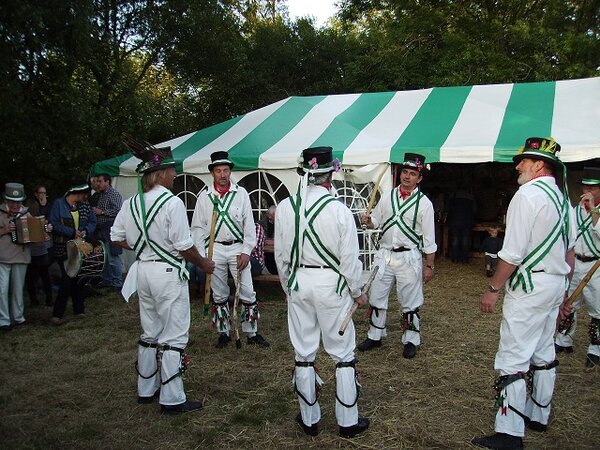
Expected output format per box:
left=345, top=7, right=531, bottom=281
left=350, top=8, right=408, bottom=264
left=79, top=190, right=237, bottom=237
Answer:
left=173, top=174, right=205, bottom=224
left=240, top=171, right=290, bottom=222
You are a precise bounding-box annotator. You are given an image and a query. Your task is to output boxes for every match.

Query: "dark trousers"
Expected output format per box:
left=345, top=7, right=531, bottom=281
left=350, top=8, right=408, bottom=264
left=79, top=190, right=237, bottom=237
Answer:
left=450, top=225, right=471, bottom=263
left=53, top=261, right=85, bottom=318
left=25, top=255, right=53, bottom=305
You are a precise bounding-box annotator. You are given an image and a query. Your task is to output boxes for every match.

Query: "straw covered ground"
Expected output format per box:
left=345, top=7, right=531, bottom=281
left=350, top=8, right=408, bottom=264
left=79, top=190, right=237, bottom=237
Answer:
left=0, top=258, right=598, bottom=449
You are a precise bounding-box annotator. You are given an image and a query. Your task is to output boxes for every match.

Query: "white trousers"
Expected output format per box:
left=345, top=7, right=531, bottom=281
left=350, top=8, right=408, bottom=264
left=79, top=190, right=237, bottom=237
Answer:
left=367, top=249, right=423, bottom=345
left=211, top=242, right=258, bottom=335
left=288, top=268, right=360, bottom=427
left=0, top=263, right=27, bottom=326
left=555, top=260, right=600, bottom=356
left=136, top=261, right=190, bottom=406
left=494, top=273, right=566, bottom=436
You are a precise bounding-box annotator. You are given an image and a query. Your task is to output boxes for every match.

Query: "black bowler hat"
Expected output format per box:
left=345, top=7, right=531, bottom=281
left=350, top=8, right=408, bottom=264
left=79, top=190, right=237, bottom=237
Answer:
left=580, top=166, right=600, bottom=186
left=123, top=135, right=176, bottom=174
left=513, top=137, right=562, bottom=168
left=208, top=151, right=234, bottom=171
left=297, top=146, right=340, bottom=176
left=400, top=153, right=429, bottom=173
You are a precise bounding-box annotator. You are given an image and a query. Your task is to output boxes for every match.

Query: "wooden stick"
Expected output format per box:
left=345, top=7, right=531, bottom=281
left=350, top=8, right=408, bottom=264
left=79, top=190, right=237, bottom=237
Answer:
left=203, top=210, right=218, bottom=317
left=565, top=259, right=600, bottom=308
left=233, top=255, right=242, bottom=349
left=338, top=265, right=380, bottom=336
left=362, top=164, right=388, bottom=230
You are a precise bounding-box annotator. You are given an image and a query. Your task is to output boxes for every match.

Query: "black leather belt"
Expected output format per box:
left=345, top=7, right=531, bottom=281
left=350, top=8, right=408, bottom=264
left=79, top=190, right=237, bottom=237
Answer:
left=216, top=240, right=242, bottom=246
left=532, top=269, right=545, bottom=273
left=392, top=246, right=411, bottom=252
left=299, top=264, right=330, bottom=269
left=575, top=254, right=599, bottom=263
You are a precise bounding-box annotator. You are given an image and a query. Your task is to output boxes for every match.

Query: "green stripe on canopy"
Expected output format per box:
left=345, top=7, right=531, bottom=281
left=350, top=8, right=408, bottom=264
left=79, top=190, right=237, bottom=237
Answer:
left=494, top=81, right=555, bottom=161
left=313, top=92, right=396, bottom=161
left=92, top=154, right=132, bottom=177
left=228, top=96, right=326, bottom=170
left=390, top=85, right=472, bottom=163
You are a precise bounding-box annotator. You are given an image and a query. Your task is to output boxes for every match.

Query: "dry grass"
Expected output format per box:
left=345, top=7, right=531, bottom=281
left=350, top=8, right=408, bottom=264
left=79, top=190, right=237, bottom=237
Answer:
left=0, top=258, right=598, bottom=449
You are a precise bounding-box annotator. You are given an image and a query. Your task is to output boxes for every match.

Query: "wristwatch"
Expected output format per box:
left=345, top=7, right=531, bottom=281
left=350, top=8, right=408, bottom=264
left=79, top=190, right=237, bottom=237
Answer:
left=487, top=284, right=500, bottom=293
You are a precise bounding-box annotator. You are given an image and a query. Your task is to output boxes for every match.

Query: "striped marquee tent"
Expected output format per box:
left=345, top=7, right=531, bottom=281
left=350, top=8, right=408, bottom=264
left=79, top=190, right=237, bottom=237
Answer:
left=94, top=76, right=600, bottom=202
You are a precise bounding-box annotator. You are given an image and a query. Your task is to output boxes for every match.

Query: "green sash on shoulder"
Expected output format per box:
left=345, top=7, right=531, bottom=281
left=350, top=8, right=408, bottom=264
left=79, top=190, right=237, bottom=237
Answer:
left=380, top=189, right=424, bottom=249
left=204, top=191, right=243, bottom=248
left=576, top=205, right=600, bottom=258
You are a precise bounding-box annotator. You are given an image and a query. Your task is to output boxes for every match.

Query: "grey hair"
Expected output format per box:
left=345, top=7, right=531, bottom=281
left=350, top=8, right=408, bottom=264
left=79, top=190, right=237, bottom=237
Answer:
left=313, top=172, right=332, bottom=186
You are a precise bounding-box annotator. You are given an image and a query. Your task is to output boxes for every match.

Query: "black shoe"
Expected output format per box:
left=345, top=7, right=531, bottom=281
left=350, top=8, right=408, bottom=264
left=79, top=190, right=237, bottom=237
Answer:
left=585, top=353, right=600, bottom=367
left=14, top=320, right=27, bottom=326
left=403, top=342, right=417, bottom=359
left=295, top=413, right=319, bottom=436
left=471, top=432, right=523, bottom=449
left=555, top=344, right=573, bottom=354
left=138, top=389, right=160, bottom=404
left=357, top=338, right=381, bottom=352
left=0, top=325, right=12, bottom=332
left=160, top=400, right=203, bottom=415
left=216, top=333, right=231, bottom=348
left=247, top=334, right=270, bottom=347
left=525, top=418, right=547, bottom=432
left=486, top=270, right=493, bottom=277
left=339, top=416, right=370, bottom=438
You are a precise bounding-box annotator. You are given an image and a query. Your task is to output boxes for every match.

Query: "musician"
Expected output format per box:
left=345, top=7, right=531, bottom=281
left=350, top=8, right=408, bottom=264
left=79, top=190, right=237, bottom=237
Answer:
left=48, top=182, right=97, bottom=325
left=111, top=139, right=215, bottom=414
left=275, top=147, right=369, bottom=438
left=472, top=138, right=576, bottom=449
left=0, top=183, right=32, bottom=330
left=191, top=151, right=270, bottom=349
left=555, top=164, right=600, bottom=367
left=357, top=153, right=437, bottom=359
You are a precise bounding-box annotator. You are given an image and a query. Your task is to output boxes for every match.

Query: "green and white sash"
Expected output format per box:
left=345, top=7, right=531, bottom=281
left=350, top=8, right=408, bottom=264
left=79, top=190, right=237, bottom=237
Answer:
left=380, top=189, right=424, bottom=249
left=576, top=204, right=600, bottom=258
left=131, top=192, right=189, bottom=281
left=204, top=191, right=243, bottom=248
left=509, top=180, right=569, bottom=293
left=288, top=192, right=348, bottom=295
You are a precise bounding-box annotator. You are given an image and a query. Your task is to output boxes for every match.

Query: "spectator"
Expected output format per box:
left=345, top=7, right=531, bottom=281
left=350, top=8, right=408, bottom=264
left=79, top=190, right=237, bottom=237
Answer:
left=447, top=185, right=476, bottom=263
left=479, top=224, right=504, bottom=277
left=25, top=184, right=54, bottom=306
left=92, top=174, right=123, bottom=290
left=250, top=222, right=266, bottom=277
left=0, top=183, right=32, bottom=330
left=260, top=205, right=278, bottom=275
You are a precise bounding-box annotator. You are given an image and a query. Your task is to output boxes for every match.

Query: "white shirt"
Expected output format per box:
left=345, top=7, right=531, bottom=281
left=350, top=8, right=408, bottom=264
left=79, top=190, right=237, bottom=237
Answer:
left=498, top=176, right=576, bottom=275
left=191, top=182, right=256, bottom=257
left=573, top=204, right=600, bottom=257
left=274, top=185, right=364, bottom=298
left=111, top=185, right=193, bottom=260
left=371, top=187, right=437, bottom=254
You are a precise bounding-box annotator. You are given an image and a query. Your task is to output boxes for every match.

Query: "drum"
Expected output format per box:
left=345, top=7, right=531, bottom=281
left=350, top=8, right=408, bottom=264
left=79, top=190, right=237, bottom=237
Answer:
left=12, top=216, right=50, bottom=244
left=64, top=239, right=107, bottom=279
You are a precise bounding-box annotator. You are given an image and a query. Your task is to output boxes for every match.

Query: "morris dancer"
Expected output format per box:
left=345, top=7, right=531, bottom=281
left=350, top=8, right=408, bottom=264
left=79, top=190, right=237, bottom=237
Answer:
left=111, top=140, right=215, bottom=414
left=472, top=137, right=576, bottom=449
left=357, top=153, right=436, bottom=359
left=275, top=146, right=369, bottom=438
left=191, top=151, right=269, bottom=348
left=555, top=164, right=600, bottom=367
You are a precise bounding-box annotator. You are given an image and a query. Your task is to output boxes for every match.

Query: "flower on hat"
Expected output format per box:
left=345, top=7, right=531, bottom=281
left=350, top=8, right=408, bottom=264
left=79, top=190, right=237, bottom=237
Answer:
left=309, top=157, right=318, bottom=170
left=332, top=159, right=341, bottom=172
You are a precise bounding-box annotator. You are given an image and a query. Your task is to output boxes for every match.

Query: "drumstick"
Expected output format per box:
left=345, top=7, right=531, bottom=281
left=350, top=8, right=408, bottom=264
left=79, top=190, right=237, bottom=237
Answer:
left=565, top=259, right=600, bottom=309
left=233, top=255, right=242, bottom=349
left=338, top=265, right=380, bottom=336
left=204, top=210, right=218, bottom=317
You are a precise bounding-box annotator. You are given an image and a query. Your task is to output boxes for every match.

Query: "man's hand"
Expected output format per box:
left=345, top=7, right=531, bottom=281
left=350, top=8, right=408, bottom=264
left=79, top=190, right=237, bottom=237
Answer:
left=423, top=266, right=434, bottom=283
left=93, top=207, right=102, bottom=216
left=558, top=293, right=573, bottom=322
left=360, top=214, right=373, bottom=228
left=238, top=253, right=250, bottom=271
left=353, top=293, right=368, bottom=306
left=479, top=291, right=499, bottom=313
left=200, top=257, right=215, bottom=274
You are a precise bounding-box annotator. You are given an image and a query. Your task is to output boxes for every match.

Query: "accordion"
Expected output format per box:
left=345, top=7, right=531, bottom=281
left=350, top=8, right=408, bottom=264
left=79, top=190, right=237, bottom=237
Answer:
left=11, top=216, right=50, bottom=244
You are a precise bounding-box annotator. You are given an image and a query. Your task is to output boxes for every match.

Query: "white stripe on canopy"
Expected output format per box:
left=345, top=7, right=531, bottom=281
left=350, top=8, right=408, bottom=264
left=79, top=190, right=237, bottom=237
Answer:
left=440, top=83, right=513, bottom=163
left=342, top=88, right=432, bottom=165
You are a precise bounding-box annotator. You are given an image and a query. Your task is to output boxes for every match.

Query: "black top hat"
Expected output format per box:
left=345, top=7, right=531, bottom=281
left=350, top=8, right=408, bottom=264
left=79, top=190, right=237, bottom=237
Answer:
left=208, top=151, right=234, bottom=171
left=580, top=166, right=600, bottom=186
left=398, top=153, right=429, bottom=173
left=513, top=137, right=562, bottom=167
left=123, top=135, right=176, bottom=174
left=297, top=146, right=339, bottom=176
